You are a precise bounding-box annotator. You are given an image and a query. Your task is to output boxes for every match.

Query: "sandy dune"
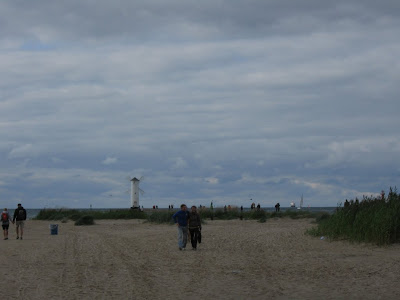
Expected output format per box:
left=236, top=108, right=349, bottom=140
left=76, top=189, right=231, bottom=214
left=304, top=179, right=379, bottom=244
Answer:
left=1, top=218, right=400, bottom=299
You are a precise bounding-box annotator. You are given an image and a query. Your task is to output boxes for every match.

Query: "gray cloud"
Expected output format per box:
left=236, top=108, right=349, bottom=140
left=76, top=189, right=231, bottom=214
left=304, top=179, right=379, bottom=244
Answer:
left=1, top=1, right=399, bottom=42
left=0, top=0, right=399, bottom=208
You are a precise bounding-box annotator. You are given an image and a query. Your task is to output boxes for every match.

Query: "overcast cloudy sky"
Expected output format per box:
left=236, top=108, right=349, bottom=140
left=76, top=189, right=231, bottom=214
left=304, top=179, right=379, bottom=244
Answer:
left=1, top=0, right=399, bottom=209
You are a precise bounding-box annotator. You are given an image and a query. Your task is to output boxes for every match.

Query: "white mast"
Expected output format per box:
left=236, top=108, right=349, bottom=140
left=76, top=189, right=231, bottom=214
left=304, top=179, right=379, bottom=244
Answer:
left=298, top=194, right=303, bottom=210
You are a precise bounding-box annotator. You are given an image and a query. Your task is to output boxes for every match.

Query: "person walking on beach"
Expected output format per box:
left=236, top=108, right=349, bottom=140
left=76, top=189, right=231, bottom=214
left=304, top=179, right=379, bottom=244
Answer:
left=188, top=206, right=202, bottom=251
left=1, top=208, right=12, bottom=240
left=172, top=204, right=189, bottom=250
left=13, top=203, right=27, bottom=240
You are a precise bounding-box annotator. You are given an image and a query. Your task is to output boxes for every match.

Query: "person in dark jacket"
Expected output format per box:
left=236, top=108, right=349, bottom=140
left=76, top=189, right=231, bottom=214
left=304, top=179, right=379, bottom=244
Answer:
left=13, top=203, right=27, bottom=240
left=188, top=205, right=202, bottom=250
left=172, top=204, right=189, bottom=250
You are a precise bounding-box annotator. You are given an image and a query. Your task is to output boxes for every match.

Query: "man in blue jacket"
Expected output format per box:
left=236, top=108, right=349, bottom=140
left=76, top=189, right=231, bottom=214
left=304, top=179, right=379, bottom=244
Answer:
left=172, top=204, right=189, bottom=250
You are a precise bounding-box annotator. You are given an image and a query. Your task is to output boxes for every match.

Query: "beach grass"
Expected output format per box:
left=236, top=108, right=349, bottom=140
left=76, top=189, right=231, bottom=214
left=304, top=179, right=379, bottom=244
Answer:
left=74, top=215, right=95, bottom=226
left=34, top=207, right=322, bottom=223
left=34, top=208, right=147, bottom=221
left=307, top=187, right=400, bottom=245
left=146, top=210, right=175, bottom=224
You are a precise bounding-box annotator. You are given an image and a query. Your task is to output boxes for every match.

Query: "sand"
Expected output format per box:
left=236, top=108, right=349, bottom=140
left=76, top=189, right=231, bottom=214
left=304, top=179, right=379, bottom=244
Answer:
left=1, top=218, right=400, bottom=300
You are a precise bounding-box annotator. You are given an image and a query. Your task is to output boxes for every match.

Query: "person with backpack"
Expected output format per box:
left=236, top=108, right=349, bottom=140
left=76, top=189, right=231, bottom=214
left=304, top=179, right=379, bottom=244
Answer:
left=1, top=208, right=12, bottom=240
left=13, top=203, right=27, bottom=240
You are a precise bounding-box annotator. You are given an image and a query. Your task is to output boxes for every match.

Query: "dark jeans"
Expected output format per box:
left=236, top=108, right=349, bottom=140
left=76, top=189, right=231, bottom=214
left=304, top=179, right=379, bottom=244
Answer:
left=189, top=227, right=200, bottom=249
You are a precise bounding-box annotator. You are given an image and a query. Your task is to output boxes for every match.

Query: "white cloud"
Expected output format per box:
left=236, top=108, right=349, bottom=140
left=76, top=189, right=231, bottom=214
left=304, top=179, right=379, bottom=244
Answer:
left=8, top=144, right=34, bottom=159
left=102, top=157, right=118, bottom=165
left=171, top=157, right=187, bottom=169
left=51, top=157, right=64, bottom=163
left=205, top=177, right=219, bottom=184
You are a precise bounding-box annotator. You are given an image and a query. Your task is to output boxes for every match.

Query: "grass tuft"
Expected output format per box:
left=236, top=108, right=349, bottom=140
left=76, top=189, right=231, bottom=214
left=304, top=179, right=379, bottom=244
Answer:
left=74, top=215, right=95, bottom=226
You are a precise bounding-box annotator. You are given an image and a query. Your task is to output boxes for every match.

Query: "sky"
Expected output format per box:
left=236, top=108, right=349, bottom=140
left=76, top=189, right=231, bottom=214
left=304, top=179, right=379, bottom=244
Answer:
left=0, top=0, right=399, bottom=209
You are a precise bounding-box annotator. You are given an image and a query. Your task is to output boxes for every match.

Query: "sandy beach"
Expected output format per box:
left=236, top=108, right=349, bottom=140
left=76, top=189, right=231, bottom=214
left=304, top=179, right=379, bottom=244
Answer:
left=1, top=218, right=400, bottom=300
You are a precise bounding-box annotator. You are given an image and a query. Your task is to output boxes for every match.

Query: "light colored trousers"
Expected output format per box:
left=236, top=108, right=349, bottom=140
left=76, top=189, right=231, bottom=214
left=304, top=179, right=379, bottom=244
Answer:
left=177, top=226, right=188, bottom=248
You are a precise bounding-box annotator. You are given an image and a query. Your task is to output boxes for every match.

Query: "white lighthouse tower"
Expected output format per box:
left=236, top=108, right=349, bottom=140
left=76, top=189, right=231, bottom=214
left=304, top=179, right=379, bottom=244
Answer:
left=130, top=177, right=142, bottom=209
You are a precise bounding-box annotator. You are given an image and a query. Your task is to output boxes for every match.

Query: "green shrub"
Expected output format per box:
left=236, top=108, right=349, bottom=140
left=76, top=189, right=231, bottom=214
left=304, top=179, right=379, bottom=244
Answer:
left=282, top=209, right=316, bottom=219
left=270, top=211, right=283, bottom=218
left=34, top=209, right=81, bottom=220
left=75, top=215, right=95, bottom=226
left=147, top=211, right=175, bottom=224
left=199, top=208, right=214, bottom=219
left=34, top=208, right=147, bottom=221
left=308, top=187, right=400, bottom=245
left=212, top=208, right=240, bottom=220
left=258, top=216, right=267, bottom=223
left=315, top=212, right=331, bottom=223
left=69, top=214, right=82, bottom=221
left=244, top=209, right=266, bottom=220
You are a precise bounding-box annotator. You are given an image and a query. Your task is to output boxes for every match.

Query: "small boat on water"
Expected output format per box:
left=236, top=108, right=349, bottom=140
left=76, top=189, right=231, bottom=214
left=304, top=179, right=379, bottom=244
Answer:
left=297, top=195, right=303, bottom=210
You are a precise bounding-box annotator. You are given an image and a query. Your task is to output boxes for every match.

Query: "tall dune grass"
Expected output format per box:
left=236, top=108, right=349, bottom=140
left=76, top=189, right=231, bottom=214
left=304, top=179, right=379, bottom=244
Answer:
left=308, top=187, right=400, bottom=245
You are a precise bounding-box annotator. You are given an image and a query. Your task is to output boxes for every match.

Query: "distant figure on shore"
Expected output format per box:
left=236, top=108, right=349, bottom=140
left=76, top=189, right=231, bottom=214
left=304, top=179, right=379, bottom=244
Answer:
left=240, top=206, right=243, bottom=212
left=172, top=204, right=189, bottom=251
left=224, top=205, right=227, bottom=213
left=257, top=203, right=261, bottom=211
left=13, top=203, right=26, bottom=240
left=1, top=208, right=12, bottom=240
left=344, top=199, right=350, bottom=208
left=188, top=206, right=202, bottom=250
left=275, top=203, right=280, bottom=212
left=251, top=202, right=255, bottom=210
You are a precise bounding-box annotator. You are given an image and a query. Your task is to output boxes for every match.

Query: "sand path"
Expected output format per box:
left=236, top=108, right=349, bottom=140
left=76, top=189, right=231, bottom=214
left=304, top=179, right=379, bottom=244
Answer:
left=1, top=218, right=400, bottom=299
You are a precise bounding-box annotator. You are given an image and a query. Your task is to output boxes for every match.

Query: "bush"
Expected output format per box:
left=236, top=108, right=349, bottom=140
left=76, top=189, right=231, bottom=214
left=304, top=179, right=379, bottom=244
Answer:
left=34, top=208, right=147, bottom=221
left=88, top=209, right=147, bottom=220
left=315, top=212, right=331, bottom=223
left=258, top=216, right=267, bottom=223
left=198, top=208, right=214, bottom=219
left=34, top=209, right=82, bottom=220
left=75, top=215, right=95, bottom=226
left=244, top=209, right=267, bottom=220
left=308, top=187, right=400, bottom=245
left=213, top=208, right=240, bottom=220
left=147, top=211, right=175, bottom=224
left=69, top=214, right=82, bottom=221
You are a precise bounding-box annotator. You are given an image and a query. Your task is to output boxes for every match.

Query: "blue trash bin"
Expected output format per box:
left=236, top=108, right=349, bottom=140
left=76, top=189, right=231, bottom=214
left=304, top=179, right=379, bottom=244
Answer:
left=50, top=224, right=58, bottom=235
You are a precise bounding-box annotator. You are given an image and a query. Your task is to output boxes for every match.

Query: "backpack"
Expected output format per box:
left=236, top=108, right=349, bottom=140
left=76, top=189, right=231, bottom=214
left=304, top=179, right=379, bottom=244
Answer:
left=18, top=209, right=25, bottom=220
left=1, top=212, right=8, bottom=222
